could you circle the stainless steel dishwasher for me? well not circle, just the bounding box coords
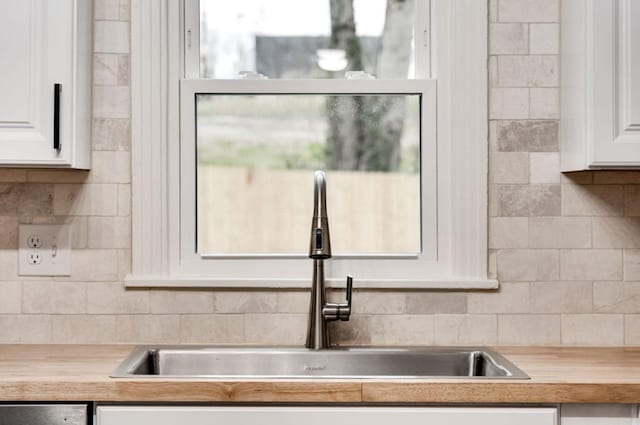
[0,404,88,424]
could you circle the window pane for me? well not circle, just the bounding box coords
[199,0,415,79]
[196,93,421,255]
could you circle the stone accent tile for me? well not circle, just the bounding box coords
[490,217,528,249]
[117,55,130,85]
[94,0,120,20]
[561,314,624,345]
[530,152,560,183]
[560,249,623,281]
[498,185,560,216]
[624,249,640,281]
[150,290,214,314]
[529,88,559,119]
[88,216,130,249]
[90,151,130,183]
[530,23,559,54]
[562,172,593,185]
[562,185,624,216]
[244,314,307,345]
[26,170,89,183]
[497,120,558,152]
[497,56,559,87]
[491,152,529,184]
[468,282,530,313]
[93,119,130,151]
[53,184,118,216]
[118,184,131,216]
[94,54,118,85]
[529,217,592,248]
[93,86,130,119]
[434,315,497,345]
[530,281,592,313]
[94,21,129,53]
[625,186,640,216]
[593,217,640,248]
[333,315,434,346]
[181,314,244,344]
[405,292,467,314]
[0,169,27,182]
[497,249,559,281]
[87,282,149,314]
[625,315,640,345]
[213,292,277,313]
[22,282,86,314]
[529,185,561,216]
[0,281,21,313]
[490,88,529,119]
[498,185,529,216]
[352,291,405,314]
[276,291,309,313]
[593,173,640,184]
[116,315,180,344]
[489,23,528,54]
[52,315,116,343]
[594,282,640,313]
[498,0,559,22]
[0,184,53,216]
[0,216,18,248]
[498,314,561,345]
[0,315,51,343]
[70,249,119,281]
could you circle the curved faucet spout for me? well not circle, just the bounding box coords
[313,170,328,220]
[309,170,331,259]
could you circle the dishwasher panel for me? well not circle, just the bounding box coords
[0,404,88,425]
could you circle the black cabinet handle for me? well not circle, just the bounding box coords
[53,83,61,151]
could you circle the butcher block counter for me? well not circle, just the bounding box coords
[1,345,640,403]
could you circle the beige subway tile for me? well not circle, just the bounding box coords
[498,0,559,22]
[23,282,86,314]
[489,0,498,22]
[90,151,130,183]
[352,291,405,314]
[593,217,640,248]
[276,291,309,313]
[560,249,623,281]
[0,315,51,343]
[594,282,640,313]
[497,249,559,281]
[562,172,593,185]
[54,184,118,216]
[116,315,180,344]
[529,217,591,248]
[530,281,592,313]
[70,249,119,281]
[498,314,561,345]
[150,290,214,314]
[93,118,130,151]
[561,314,623,345]
[0,282,21,313]
[88,216,130,249]
[117,249,131,281]
[593,172,640,184]
[497,56,559,87]
[489,249,498,279]
[213,291,277,313]
[94,0,120,20]
[625,186,640,216]
[181,314,244,344]
[468,282,530,313]
[94,54,118,85]
[529,88,559,119]
[562,185,624,216]
[117,55,130,85]
[0,216,18,249]
[489,57,498,93]
[530,152,560,183]
[119,0,130,20]
[0,169,27,182]
[93,86,130,119]
[497,120,558,152]
[489,183,499,217]
[52,315,116,343]
[27,170,89,183]
[491,152,529,184]
[490,88,529,119]
[118,184,131,216]
[624,249,640,281]
[490,217,528,249]
[434,315,497,345]
[498,185,560,217]
[245,314,307,345]
[0,249,18,280]
[87,282,149,313]
[333,315,434,346]
[530,23,559,54]
[94,21,129,53]
[625,315,640,344]
[490,23,528,54]
[405,292,467,314]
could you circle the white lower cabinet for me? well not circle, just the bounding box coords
[561,405,639,425]
[96,406,558,425]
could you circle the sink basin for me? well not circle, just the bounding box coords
[111,346,529,379]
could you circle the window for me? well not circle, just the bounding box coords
[128,0,492,289]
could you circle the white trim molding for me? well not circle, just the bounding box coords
[128,0,492,289]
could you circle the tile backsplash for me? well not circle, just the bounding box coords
[1,0,640,346]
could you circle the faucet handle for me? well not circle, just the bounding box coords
[323,275,353,322]
[345,275,353,307]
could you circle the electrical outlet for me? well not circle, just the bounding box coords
[19,224,71,276]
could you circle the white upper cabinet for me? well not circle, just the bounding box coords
[561,0,640,170]
[0,0,92,169]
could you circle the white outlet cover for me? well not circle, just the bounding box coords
[19,224,72,276]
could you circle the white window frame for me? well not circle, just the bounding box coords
[127,0,494,289]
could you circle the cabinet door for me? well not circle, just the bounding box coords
[561,404,637,425]
[97,406,557,425]
[0,0,75,165]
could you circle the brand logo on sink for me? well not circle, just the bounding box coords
[304,364,327,371]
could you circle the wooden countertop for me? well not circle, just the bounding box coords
[1,345,640,403]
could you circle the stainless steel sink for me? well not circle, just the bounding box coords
[111,346,529,379]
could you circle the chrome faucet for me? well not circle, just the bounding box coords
[305,170,353,350]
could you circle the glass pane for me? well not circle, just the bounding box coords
[199,0,415,79]
[196,94,421,255]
